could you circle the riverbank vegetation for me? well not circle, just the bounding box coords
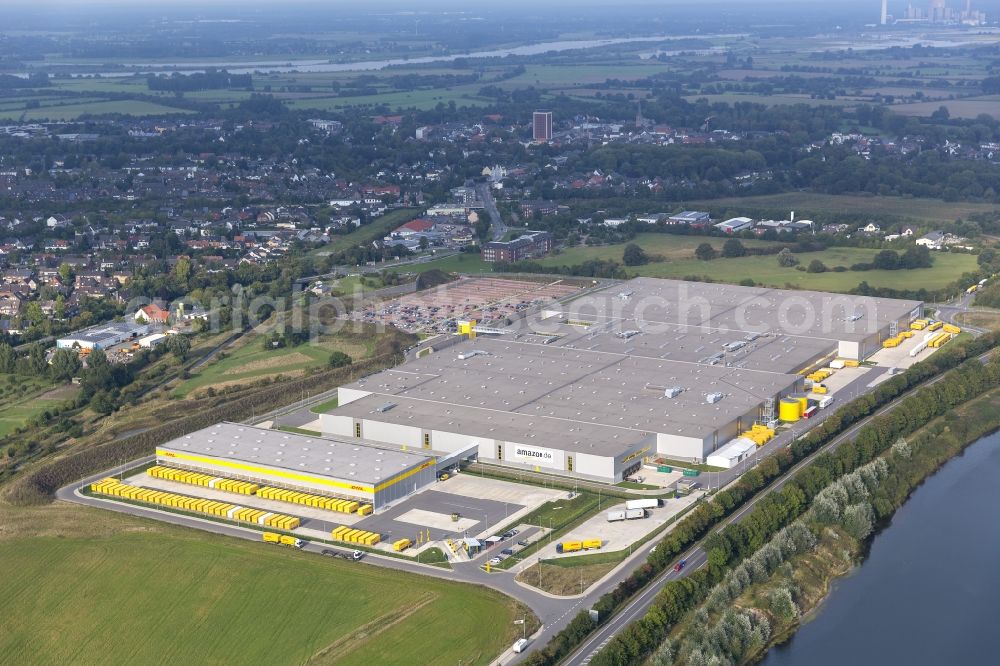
[585,353,1000,664]
[653,384,1000,666]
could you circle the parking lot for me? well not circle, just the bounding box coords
[349,276,583,334]
[354,489,525,547]
[527,492,703,563]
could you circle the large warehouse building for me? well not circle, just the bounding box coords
[156,423,437,510]
[318,278,922,483]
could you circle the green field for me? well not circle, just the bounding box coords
[620,245,978,292]
[893,96,1000,119]
[399,233,977,294]
[173,334,372,398]
[320,208,420,256]
[0,99,193,121]
[0,377,69,438]
[685,193,1000,224]
[0,529,522,665]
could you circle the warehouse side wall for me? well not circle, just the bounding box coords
[656,432,711,462]
[320,413,355,438]
[362,419,420,448]
[156,450,374,503]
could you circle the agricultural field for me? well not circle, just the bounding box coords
[892,96,1000,119]
[172,331,373,398]
[0,503,525,666]
[685,193,1000,224]
[0,99,193,121]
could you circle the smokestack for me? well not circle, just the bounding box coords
[881,0,889,24]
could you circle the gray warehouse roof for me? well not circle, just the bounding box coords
[331,277,923,455]
[159,422,432,487]
[335,337,799,453]
[558,277,921,345]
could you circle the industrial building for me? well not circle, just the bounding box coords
[56,321,150,350]
[319,277,922,482]
[155,423,437,510]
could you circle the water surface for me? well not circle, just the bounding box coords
[762,430,1000,666]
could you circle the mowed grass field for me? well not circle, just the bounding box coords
[627,245,978,292]
[685,192,1000,223]
[399,233,976,293]
[0,512,522,665]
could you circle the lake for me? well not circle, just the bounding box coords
[761,430,1000,666]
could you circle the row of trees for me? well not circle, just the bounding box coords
[147,69,253,93]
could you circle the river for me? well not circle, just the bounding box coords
[19,34,750,78]
[761,430,1000,666]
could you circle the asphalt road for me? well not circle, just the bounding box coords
[477,182,506,241]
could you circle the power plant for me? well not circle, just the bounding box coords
[894,0,987,24]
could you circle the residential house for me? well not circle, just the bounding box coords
[134,303,170,324]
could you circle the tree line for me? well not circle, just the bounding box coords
[146,69,253,93]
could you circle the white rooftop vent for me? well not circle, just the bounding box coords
[706,392,724,404]
[665,387,683,398]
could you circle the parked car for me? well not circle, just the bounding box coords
[517,540,529,547]
[501,548,514,556]
[489,557,502,566]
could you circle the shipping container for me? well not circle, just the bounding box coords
[625,508,646,520]
[582,539,602,550]
[263,532,281,543]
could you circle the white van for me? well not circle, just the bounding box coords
[512,638,529,653]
